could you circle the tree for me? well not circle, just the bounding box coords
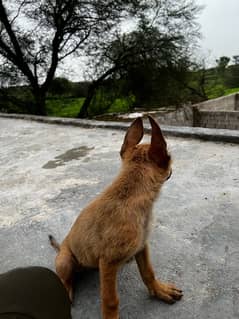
[232,55,239,65]
[78,0,202,117]
[0,0,144,115]
[225,56,239,88]
[216,56,230,79]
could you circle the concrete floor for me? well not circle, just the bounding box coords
[0,117,239,319]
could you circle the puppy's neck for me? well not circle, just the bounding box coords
[107,163,164,203]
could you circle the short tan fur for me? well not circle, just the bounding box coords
[49,116,182,319]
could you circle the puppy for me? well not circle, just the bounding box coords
[49,116,182,319]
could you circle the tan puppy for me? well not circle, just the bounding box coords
[49,116,182,319]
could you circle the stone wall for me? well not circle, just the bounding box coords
[155,93,239,130]
[115,93,239,130]
[155,107,239,130]
[194,111,239,130]
[193,93,239,130]
[156,106,194,127]
[195,93,239,111]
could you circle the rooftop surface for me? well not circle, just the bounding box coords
[0,117,238,319]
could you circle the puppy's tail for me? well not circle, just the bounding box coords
[48,234,60,252]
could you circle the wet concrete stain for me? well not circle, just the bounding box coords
[42,146,94,169]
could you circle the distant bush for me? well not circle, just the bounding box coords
[71,81,90,97]
[49,77,91,98]
[49,77,73,96]
[225,65,239,88]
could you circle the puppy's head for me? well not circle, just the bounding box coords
[120,116,172,181]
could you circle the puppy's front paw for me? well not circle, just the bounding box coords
[150,280,183,304]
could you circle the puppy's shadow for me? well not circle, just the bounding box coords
[72,269,101,318]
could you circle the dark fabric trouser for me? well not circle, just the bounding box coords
[0,267,72,319]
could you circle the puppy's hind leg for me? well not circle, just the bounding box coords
[55,248,75,303]
[135,244,183,304]
[49,235,75,302]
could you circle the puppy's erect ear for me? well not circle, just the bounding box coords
[120,117,144,156]
[148,115,169,167]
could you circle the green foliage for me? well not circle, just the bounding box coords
[202,57,239,100]
[223,87,239,96]
[45,94,133,118]
[0,86,36,114]
[206,84,225,99]
[87,89,112,117]
[86,81,135,117]
[46,97,85,117]
[0,78,91,116]
[225,64,239,88]
[107,95,135,113]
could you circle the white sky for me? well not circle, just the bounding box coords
[196,0,239,64]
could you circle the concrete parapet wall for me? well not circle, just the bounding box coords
[195,93,239,111]
[156,106,239,130]
[195,111,239,130]
[1,112,239,143]
[156,106,194,127]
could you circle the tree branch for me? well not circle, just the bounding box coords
[0,0,37,88]
[59,29,92,60]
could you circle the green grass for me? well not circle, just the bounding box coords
[107,95,135,113]
[45,95,134,118]
[207,86,239,100]
[206,84,225,100]
[46,97,85,117]
[223,87,239,96]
